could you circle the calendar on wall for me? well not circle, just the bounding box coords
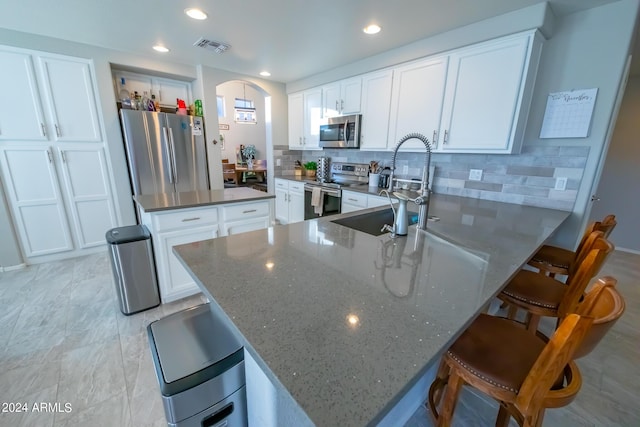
[539,88,598,138]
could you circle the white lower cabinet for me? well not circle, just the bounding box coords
[156,225,220,303]
[274,179,304,224]
[0,145,73,256]
[341,190,367,213]
[221,200,271,236]
[56,145,117,248]
[0,143,117,259]
[367,194,389,208]
[143,199,271,303]
[342,190,390,214]
[144,206,220,303]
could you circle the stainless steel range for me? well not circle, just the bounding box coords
[304,162,369,219]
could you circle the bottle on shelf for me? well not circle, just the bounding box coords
[118,77,132,108]
[151,94,159,112]
[176,98,188,115]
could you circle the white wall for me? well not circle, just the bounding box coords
[589,76,640,252]
[522,0,638,247]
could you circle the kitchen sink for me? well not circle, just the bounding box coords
[331,208,419,236]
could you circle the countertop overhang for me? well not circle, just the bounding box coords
[133,187,274,212]
[173,193,570,426]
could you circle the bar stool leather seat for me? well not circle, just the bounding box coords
[446,314,563,394]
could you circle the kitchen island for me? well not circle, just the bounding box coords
[173,193,569,426]
[135,187,275,302]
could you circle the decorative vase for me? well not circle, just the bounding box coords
[305,169,316,178]
[247,159,254,170]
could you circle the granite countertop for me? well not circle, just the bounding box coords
[173,193,569,426]
[133,187,274,212]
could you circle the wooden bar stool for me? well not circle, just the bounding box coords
[498,231,614,333]
[528,215,616,278]
[427,276,624,427]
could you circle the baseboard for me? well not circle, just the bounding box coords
[0,263,27,272]
[616,247,640,255]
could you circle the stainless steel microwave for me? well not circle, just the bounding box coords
[319,114,361,149]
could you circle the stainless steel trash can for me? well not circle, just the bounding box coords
[147,303,248,427]
[106,225,160,315]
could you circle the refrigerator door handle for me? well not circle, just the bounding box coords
[168,128,178,184]
[162,127,174,184]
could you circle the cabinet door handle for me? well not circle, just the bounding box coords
[443,130,449,144]
[299,136,302,146]
[41,123,46,137]
[242,209,257,214]
[55,124,61,137]
[340,99,344,112]
[433,130,437,145]
[335,100,339,111]
[60,150,66,163]
[46,149,52,163]
[181,217,201,222]
[347,198,358,202]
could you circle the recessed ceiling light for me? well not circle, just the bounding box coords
[153,45,170,53]
[363,24,381,35]
[185,8,208,20]
[259,71,271,77]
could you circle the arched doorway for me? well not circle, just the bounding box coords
[215,80,273,193]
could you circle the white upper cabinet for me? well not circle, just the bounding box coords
[322,77,362,117]
[38,56,102,142]
[0,49,48,141]
[303,88,323,149]
[288,89,323,150]
[288,92,304,149]
[360,70,393,150]
[0,46,103,143]
[438,31,543,153]
[286,30,542,154]
[388,56,448,151]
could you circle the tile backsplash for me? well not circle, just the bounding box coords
[272,144,588,211]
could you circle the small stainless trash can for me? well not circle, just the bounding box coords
[106,225,160,315]
[147,303,248,427]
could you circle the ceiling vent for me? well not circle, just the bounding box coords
[193,38,231,54]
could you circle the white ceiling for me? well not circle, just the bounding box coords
[0,0,622,83]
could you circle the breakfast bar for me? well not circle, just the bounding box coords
[173,193,570,426]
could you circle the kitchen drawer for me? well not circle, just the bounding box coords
[153,207,219,232]
[288,181,304,193]
[223,200,270,221]
[342,191,367,208]
[275,178,288,190]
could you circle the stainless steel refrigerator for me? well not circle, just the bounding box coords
[120,110,210,199]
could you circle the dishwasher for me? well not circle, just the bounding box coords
[147,303,247,427]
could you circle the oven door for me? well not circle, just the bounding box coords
[304,186,341,219]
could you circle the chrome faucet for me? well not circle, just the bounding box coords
[385,133,433,234]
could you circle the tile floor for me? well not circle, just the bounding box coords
[0,250,638,426]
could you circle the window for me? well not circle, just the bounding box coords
[234,97,257,124]
[217,95,225,118]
